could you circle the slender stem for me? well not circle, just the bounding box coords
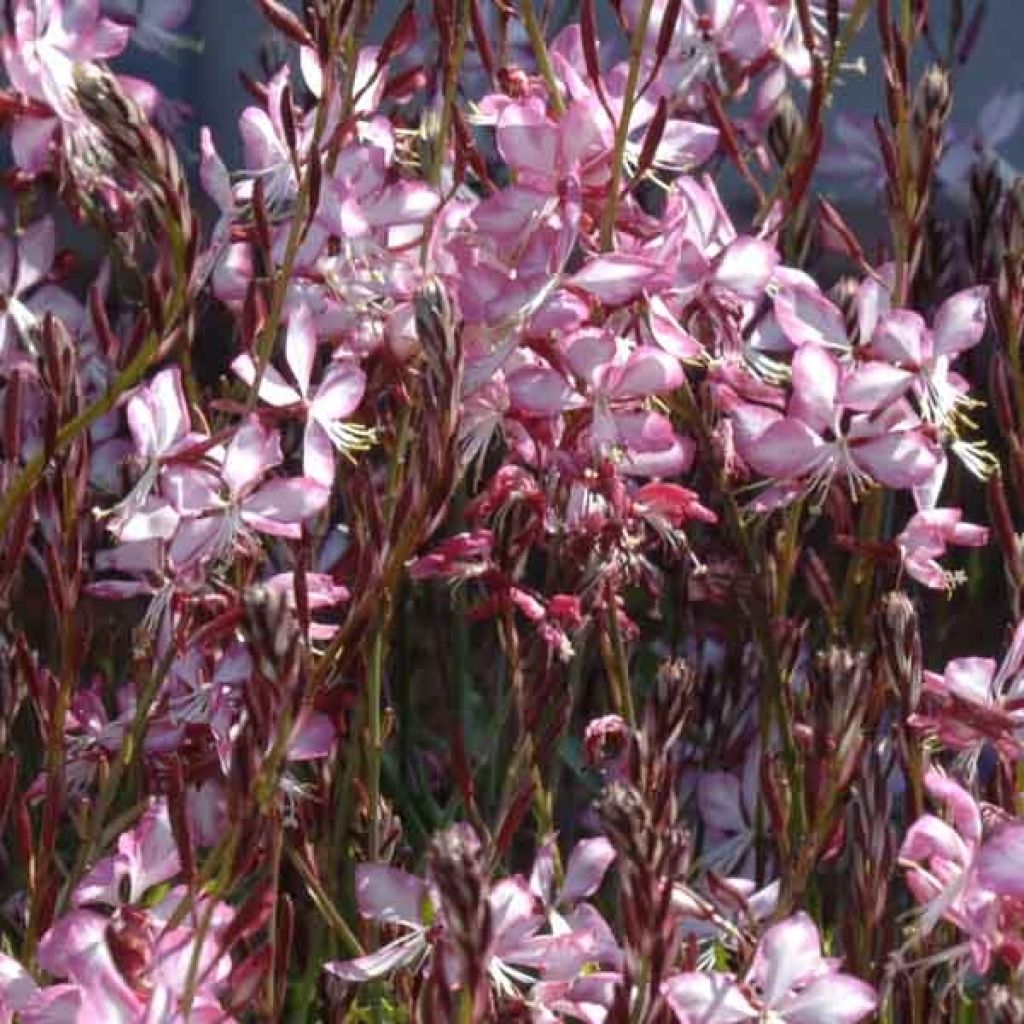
[520,0,567,117]
[286,845,365,956]
[599,0,656,249]
[430,0,473,186]
[604,599,636,729]
[367,629,386,867]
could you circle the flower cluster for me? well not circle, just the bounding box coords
[0,0,1022,1021]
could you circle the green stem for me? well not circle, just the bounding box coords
[287,845,364,957]
[520,0,566,117]
[599,0,656,249]
[430,0,473,185]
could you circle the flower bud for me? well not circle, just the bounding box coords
[876,591,922,713]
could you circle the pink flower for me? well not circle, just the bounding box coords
[697,745,762,875]
[1,0,132,170]
[6,801,239,1022]
[505,329,693,477]
[899,771,1001,971]
[731,343,940,508]
[0,218,83,363]
[916,621,1024,760]
[166,417,329,570]
[232,304,372,486]
[895,507,989,591]
[662,912,877,1023]
[846,288,989,432]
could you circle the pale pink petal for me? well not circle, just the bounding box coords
[311,361,366,421]
[748,912,825,1003]
[869,310,926,365]
[977,825,1024,897]
[923,770,981,846]
[855,267,893,342]
[10,116,56,175]
[74,853,121,907]
[727,401,783,451]
[570,254,665,305]
[507,366,580,415]
[779,974,878,1024]
[840,362,914,412]
[285,305,317,397]
[530,836,556,904]
[231,353,301,408]
[507,931,598,978]
[302,419,336,488]
[661,972,758,1023]
[161,465,221,516]
[790,344,838,434]
[563,330,618,387]
[932,287,988,357]
[288,710,335,760]
[241,477,330,535]
[299,45,323,98]
[559,96,610,172]
[743,419,828,480]
[536,972,621,1024]
[0,952,40,1011]
[648,295,705,360]
[199,126,234,214]
[354,864,427,926]
[20,985,82,1024]
[613,411,695,477]
[37,911,142,1019]
[851,428,939,489]
[940,657,997,704]
[118,799,181,902]
[15,218,55,294]
[361,182,440,227]
[116,497,180,543]
[490,877,543,955]
[654,120,720,169]
[168,516,223,570]
[949,522,988,547]
[324,932,425,982]
[609,347,684,399]
[496,99,560,181]
[222,418,283,496]
[772,287,848,351]
[148,366,191,452]
[559,838,616,905]
[239,107,289,175]
[711,237,777,301]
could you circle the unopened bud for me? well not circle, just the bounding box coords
[914,65,952,132]
[877,592,922,713]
